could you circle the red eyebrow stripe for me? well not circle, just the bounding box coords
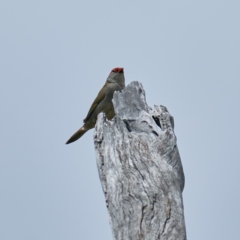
[111,67,124,73]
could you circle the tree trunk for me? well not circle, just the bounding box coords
[94,81,186,240]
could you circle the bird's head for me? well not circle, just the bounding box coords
[107,67,125,87]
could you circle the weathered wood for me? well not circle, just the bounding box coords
[94,81,186,240]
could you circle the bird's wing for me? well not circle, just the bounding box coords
[83,82,108,123]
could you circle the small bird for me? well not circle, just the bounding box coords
[66,67,125,144]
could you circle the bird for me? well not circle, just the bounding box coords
[66,67,125,144]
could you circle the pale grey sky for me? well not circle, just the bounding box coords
[0,1,239,239]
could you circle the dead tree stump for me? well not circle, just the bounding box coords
[94,81,186,240]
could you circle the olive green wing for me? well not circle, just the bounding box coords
[83,82,108,123]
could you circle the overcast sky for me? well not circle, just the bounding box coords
[0,1,239,239]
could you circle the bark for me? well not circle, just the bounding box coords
[94,81,186,240]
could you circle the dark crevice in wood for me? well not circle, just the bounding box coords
[152,115,162,129]
[123,120,132,132]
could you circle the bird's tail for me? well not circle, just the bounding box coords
[65,126,87,144]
